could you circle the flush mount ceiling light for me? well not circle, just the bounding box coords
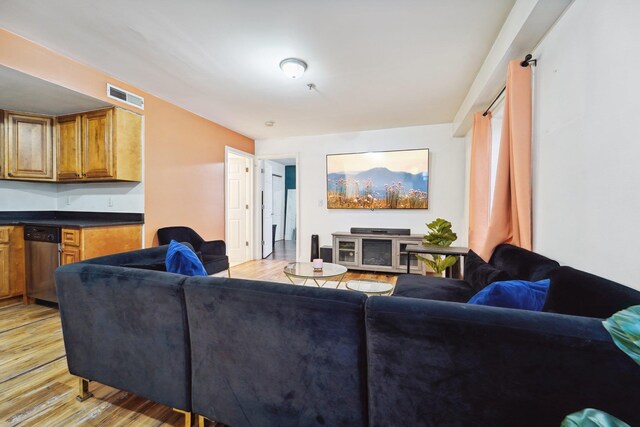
[279,58,307,79]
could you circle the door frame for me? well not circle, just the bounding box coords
[225,146,254,264]
[254,153,300,261]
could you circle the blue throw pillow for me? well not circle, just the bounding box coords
[165,240,208,276]
[468,279,551,311]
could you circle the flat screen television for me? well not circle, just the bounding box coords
[326,148,429,209]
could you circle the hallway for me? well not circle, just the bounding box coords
[266,239,296,261]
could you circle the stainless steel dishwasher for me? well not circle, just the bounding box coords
[25,225,61,303]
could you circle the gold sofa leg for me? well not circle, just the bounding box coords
[76,377,93,402]
[198,414,213,426]
[173,408,193,427]
[227,268,231,278]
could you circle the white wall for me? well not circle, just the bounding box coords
[256,123,467,261]
[531,0,640,287]
[56,182,144,212]
[0,181,57,210]
[0,181,144,213]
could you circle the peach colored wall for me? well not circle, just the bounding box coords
[0,29,254,246]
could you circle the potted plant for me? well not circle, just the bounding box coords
[417,218,458,276]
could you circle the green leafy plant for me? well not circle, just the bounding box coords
[417,218,458,275]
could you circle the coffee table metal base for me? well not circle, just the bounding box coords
[283,262,348,288]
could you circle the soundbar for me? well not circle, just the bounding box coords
[350,227,411,236]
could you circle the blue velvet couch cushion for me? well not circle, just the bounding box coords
[468,279,550,311]
[464,249,512,292]
[165,240,208,276]
[184,276,369,427]
[393,274,474,302]
[489,243,560,281]
[54,260,192,411]
[543,267,640,318]
[365,295,640,427]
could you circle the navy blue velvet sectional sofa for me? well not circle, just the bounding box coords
[55,244,640,427]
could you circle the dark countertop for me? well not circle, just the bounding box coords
[0,211,144,228]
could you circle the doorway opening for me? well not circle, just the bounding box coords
[225,147,254,266]
[257,156,298,261]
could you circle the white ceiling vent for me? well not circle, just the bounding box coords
[106,83,144,110]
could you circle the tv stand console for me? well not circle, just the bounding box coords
[332,231,423,273]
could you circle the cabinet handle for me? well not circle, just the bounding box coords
[75,173,80,178]
[82,173,86,177]
[7,172,13,177]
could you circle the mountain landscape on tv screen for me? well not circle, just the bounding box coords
[327,167,428,209]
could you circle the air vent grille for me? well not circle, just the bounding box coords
[106,83,144,110]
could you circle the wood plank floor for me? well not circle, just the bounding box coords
[0,260,398,426]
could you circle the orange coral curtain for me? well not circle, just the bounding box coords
[468,112,492,254]
[478,59,532,260]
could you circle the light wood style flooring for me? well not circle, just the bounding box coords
[0,260,398,426]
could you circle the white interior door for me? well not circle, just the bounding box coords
[262,161,273,258]
[227,154,250,264]
[272,175,284,241]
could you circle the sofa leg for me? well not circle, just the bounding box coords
[172,408,193,427]
[197,414,215,426]
[76,377,93,402]
[227,268,231,278]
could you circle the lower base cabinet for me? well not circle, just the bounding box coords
[60,225,143,266]
[0,226,26,301]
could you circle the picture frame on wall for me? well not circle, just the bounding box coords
[326,148,429,209]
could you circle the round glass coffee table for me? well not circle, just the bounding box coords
[283,262,348,287]
[346,279,395,296]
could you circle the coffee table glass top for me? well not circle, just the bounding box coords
[346,279,394,295]
[284,262,347,278]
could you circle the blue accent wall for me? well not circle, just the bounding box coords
[285,166,296,190]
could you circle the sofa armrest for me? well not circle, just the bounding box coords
[365,296,640,426]
[200,240,226,256]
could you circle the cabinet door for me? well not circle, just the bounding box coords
[7,113,53,180]
[0,110,5,178]
[61,247,81,265]
[57,115,82,180]
[83,109,114,179]
[0,244,10,298]
[335,238,360,267]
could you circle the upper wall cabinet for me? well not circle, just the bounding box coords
[83,108,114,179]
[0,111,4,178]
[6,112,54,180]
[56,114,82,180]
[59,107,141,182]
[0,106,142,183]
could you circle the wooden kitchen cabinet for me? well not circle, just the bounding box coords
[6,112,54,180]
[0,226,26,301]
[56,107,142,182]
[60,225,142,265]
[56,114,83,180]
[0,110,5,178]
[83,108,114,179]
[0,243,9,298]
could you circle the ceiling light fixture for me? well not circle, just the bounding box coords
[265,121,275,127]
[279,58,307,79]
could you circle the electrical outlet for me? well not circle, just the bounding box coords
[108,197,113,207]
[66,196,71,205]
[318,199,323,207]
